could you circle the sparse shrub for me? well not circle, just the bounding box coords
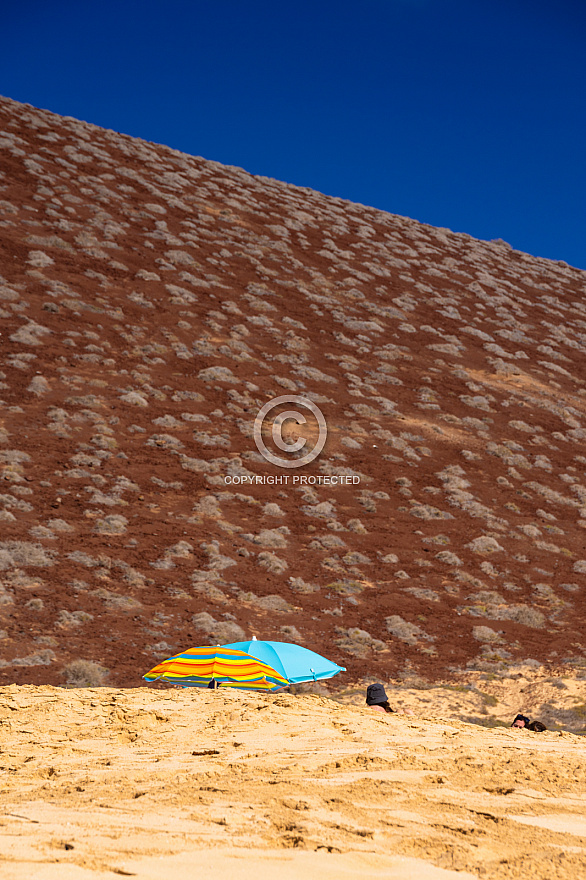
[56,610,93,629]
[93,589,141,610]
[347,519,367,533]
[409,503,453,521]
[27,375,50,395]
[62,659,109,687]
[197,366,239,383]
[13,649,55,666]
[27,249,54,268]
[472,626,502,643]
[147,433,184,450]
[192,431,230,449]
[249,528,289,548]
[386,615,433,645]
[335,626,387,657]
[403,586,439,602]
[94,515,128,535]
[263,502,284,516]
[289,576,320,594]
[0,541,54,568]
[191,611,245,643]
[467,536,504,554]
[120,391,148,406]
[435,551,463,565]
[342,551,370,565]
[257,551,288,574]
[165,541,193,558]
[280,624,304,642]
[253,594,295,612]
[47,518,74,532]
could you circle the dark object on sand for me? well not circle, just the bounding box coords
[527,720,547,732]
[366,683,394,713]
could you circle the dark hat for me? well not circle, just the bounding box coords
[366,683,388,705]
[511,713,531,727]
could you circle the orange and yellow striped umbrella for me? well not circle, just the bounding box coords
[143,645,288,691]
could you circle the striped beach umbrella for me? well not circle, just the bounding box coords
[143,645,288,691]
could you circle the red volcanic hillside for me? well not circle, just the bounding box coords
[0,95,585,688]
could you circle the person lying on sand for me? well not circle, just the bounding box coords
[366,683,394,713]
[511,714,547,731]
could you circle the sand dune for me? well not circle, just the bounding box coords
[0,685,584,878]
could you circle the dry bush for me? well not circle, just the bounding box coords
[164,541,193,558]
[263,502,284,516]
[347,519,368,533]
[27,249,54,267]
[56,610,93,629]
[326,579,363,597]
[190,571,228,603]
[247,527,289,548]
[27,375,50,395]
[191,611,245,644]
[403,586,440,602]
[289,576,320,594]
[280,624,304,642]
[301,501,336,518]
[435,551,462,565]
[472,625,503,643]
[386,615,433,645]
[192,431,230,449]
[62,659,109,687]
[409,503,453,521]
[11,649,55,666]
[0,541,54,569]
[335,626,387,657]
[120,391,148,406]
[94,515,128,535]
[92,589,141,611]
[47,518,74,532]
[466,536,504,554]
[257,551,288,574]
[197,366,238,383]
[247,593,295,612]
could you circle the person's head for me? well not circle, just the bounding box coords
[527,720,547,732]
[511,713,531,728]
[366,683,393,711]
[366,682,387,705]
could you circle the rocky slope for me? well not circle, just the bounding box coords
[0,95,585,687]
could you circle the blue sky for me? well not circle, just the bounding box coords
[2,1,585,267]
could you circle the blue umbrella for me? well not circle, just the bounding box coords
[221,639,345,684]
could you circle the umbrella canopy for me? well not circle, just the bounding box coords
[143,645,288,691]
[222,640,345,684]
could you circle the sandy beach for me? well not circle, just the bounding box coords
[1,685,585,879]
